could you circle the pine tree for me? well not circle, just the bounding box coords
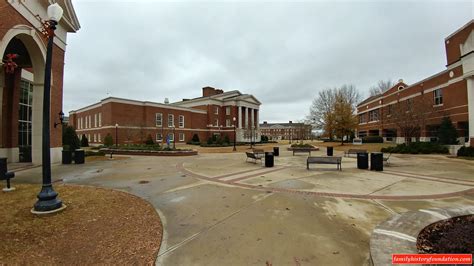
[437,117,458,144]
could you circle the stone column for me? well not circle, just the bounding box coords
[245,107,249,129]
[468,78,474,147]
[238,106,242,129]
[251,108,255,129]
[256,109,259,130]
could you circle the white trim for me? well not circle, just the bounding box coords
[399,92,422,102]
[70,97,207,114]
[76,126,236,133]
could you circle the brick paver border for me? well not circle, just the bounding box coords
[177,163,474,200]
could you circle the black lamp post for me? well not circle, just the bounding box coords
[53,111,64,128]
[232,117,237,151]
[33,3,64,213]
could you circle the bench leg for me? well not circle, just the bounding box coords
[307,162,309,170]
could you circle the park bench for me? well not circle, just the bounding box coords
[245,152,262,164]
[344,149,367,157]
[0,158,15,191]
[292,148,312,156]
[252,149,265,158]
[307,156,342,171]
[383,152,392,165]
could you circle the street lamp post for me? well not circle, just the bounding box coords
[172,126,176,150]
[115,123,119,148]
[33,3,65,213]
[232,117,237,151]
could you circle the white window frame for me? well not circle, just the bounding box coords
[98,133,101,143]
[434,89,443,105]
[226,106,231,115]
[98,113,102,127]
[156,113,163,127]
[214,119,219,126]
[368,110,379,122]
[179,115,184,128]
[168,114,174,127]
[156,133,163,141]
[94,134,97,142]
[214,106,219,114]
[94,114,97,127]
[168,133,174,141]
[89,116,92,128]
[179,133,185,141]
[226,119,231,127]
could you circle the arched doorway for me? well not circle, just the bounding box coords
[0,25,46,164]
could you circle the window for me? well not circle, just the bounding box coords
[156,113,162,127]
[214,119,219,126]
[168,133,174,141]
[368,109,379,122]
[226,106,231,115]
[179,115,184,128]
[434,89,443,105]
[168,114,174,127]
[387,105,393,116]
[226,119,231,127]
[89,116,92,128]
[94,114,97,127]
[179,133,185,141]
[98,133,101,143]
[359,114,367,123]
[214,106,219,114]
[156,133,163,141]
[94,134,97,142]
[98,113,102,127]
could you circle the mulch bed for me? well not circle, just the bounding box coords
[417,215,474,254]
[0,184,162,264]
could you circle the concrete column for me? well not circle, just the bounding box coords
[238,106,242,129]
[468,78,474,147]
[245,107,249,129]
[251,108,255,129]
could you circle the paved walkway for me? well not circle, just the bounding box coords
[11,147,474,265]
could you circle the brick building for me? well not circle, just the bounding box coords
[0,1,80,163]
[69,87,261,145]
[357,20,474,146]
[259,121,312,141]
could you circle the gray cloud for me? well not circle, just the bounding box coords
[63,0,473,122]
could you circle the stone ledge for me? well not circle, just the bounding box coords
[370,206,474,266]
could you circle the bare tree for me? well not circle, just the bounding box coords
[333,90,359,145]
[308,84,360,141]
[389,94,432,142]
[369,79,394,96]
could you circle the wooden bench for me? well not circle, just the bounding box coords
[292,148,312,156]
[0,158,15,191]
[307,156,342,170]
[383,152,392,165]
[252,149,265,158]
[246,152,262,164]
[344,149,367,157]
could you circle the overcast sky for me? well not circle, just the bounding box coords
[63,0,473,122]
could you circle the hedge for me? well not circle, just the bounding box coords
[457,146,474,157]
[362,136,383,143]
[381,142,448,154]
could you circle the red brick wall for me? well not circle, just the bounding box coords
[445,21,474,66]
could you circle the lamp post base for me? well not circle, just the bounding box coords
[2,187,16,192]
[33,185,63,212]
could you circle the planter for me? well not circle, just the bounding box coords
[100,148,198,156]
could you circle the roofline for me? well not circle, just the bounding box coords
[445,19,474,41]
[69,97,208,114]
[172,90,241,105]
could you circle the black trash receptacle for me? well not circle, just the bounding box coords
[265,152,274,167]
[74,149,85,164]
[327,146,333,156]
[273,147,279,156]
[62,150,72,164]
[370,152,383,171]
[357,152,369,169]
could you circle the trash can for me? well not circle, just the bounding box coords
[265,152,274,167]
[62,150,72,164]
[74,149,85,164]
[370,152,383,171]
[357,152,369,169]
[327,146,333,156]
[273,147,279,156]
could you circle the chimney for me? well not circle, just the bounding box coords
[164,98,169,104]
[202,86,224,97]
[289,121,292,124]
[263,121,267,124]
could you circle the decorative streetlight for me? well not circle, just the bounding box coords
[172,126,176,150]
[33,3,64,213]
[115,123,119,148]
[53,111,64,128]
[232,117,237,151]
